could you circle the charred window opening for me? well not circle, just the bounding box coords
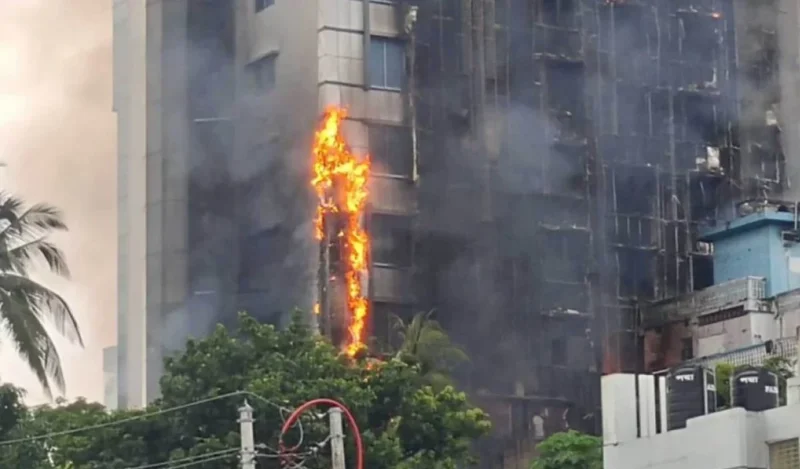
[551,338,567,366]
[617,87,650,137]
[539,230,589,284]
[649,91,671,137]
[538,0,577,28]
[535,26,581,60]
[371,214,413,267]
[611,6,648,82]
[676,94,720,144]
[680,337,693,360]
[692,254,713,290]
[546,62,583,117]
[249,54,276,93]
[368,124,413,178]
[617,249,655,299]
[530,195,588,228]
[676,13,720,89]
[492,28,510,96]
[438,17,463,76]
[610,215,657,249]
[609,167,656,215]
[538,282,590,313]
[369,37,406,90]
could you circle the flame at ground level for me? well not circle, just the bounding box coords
[311,107,370,357]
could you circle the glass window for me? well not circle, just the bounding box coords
[371,214,412,266]
[368,37,406,90]
[368,125,413,177]
[250,54,276,92]
[255,0,274,12]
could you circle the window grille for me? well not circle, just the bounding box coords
[769,438,800,469]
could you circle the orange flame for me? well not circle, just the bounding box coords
[311,107,370,357]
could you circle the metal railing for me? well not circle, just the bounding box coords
[642,276,767,327]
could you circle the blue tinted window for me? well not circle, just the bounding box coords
[368,37,405,90]
[369,40,387,89]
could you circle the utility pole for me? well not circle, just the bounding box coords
[239,400,256,469]
[329,407,346,469]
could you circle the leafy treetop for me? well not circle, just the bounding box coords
[530,430,602,469]
[0,312,491,469]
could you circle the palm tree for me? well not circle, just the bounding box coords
[392,310,468,389]
[0,193,82,398]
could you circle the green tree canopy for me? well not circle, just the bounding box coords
[0,312,490,468]
[392,310,469,390]
[0,193,82,397]
[530,430,602,469]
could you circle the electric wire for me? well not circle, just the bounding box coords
[124,448,240,469]
[0,390,321,469]
[0,389,297,448]
[142,453,237,469]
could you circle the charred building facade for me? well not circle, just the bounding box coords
[114,0,794,466]
[408,0,790,466]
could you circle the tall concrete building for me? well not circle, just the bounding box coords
[103,346,118,410]
[113,0,411,409]
[113,0,800,467]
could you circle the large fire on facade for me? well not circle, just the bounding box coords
[311,107,371,357]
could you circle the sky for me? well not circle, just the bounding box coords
[0,0,115,404]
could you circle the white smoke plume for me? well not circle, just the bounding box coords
[0,0,114,404]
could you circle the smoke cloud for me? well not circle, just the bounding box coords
[0,0,114,404]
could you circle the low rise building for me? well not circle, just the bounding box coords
[642,201,800,371]
[602,362,800,469]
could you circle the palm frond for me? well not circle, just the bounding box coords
[0,236,71,277]
[0,193,76,398]
[0,274,83,346]
[0,290,64,398]
[0,194,67,246]
[392,309,469,389]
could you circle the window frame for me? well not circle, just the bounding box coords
[368,124,413,178]
[370,213,413,267]
[255,0,274,12]
[249,53,277,93]
[368,36,406,91]
[769,438,800,469]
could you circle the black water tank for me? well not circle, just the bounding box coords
[667,365,717,430]
[732,366,780,411]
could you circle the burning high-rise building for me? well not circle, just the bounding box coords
[112,0,415,410]
[113,0,798,467]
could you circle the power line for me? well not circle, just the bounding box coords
[0,390,293,448]
[144,453,237,469]
[126,449,298,469]
[125,448,240,469]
